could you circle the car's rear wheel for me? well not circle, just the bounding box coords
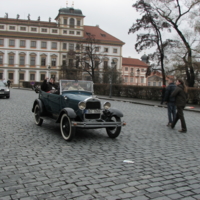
[106,116,121,138]
[60,113,75,141]
[34,104,43,126]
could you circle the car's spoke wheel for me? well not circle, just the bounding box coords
[60,113,75,141]
[106,116,121,138]
[34,104,43,126]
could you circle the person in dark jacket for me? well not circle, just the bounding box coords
[7,79,11,88]
[41,77,59,93]
[164,78,176,126]
[171,79,188,133]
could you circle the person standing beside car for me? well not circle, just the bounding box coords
[164,78,176,126]
[171,79,188,133]
[7,79,11,88]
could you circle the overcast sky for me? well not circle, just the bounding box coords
[0,0,147,59]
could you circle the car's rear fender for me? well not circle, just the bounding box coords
[32,99,44,113]
[56,108,77,123]
[108,108,123,118]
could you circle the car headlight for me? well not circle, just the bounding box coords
[103,102,111,110]
[78,102,86,110]
[5,89,9,91]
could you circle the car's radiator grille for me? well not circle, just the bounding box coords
[85,100,101,119]
[86,101,100,109]
[85,114,100,119]
[0,89,5,91]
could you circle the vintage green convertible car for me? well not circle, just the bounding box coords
[32,80,125,141]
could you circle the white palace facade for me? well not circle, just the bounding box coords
[0,7,124,86]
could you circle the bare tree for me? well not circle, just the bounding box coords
[75,33,107,83]
[129,0,177,85]
[149,0,200,87]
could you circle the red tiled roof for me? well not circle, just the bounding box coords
[122,57,148,67]
[84,25,125,45]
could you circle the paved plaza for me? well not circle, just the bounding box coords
[0,89,200,200]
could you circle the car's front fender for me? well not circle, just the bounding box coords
[108,108,123,118]
[32,99,44,113]
[56,108,77,123]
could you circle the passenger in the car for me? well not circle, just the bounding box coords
[68,80,84,90]
[41,77,59,94]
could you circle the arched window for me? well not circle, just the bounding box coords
[70,18,75,28]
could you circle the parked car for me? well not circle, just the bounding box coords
[32,80,125,141]
[0,81,10,98]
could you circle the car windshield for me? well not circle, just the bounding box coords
[0,81,5,87]
[60,80,93,93]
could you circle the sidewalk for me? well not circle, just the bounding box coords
[97,95,200,113]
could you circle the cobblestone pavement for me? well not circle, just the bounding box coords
[0,89,200,200]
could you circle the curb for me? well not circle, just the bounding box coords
[98,97,200,113]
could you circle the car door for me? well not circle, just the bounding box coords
[48,93,62,118]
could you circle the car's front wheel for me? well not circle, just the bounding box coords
[60,113,75,141]
[106,116,121,138]
[34,104,43,126]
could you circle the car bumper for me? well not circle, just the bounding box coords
[71,121,126,128]
[0,91,10,97]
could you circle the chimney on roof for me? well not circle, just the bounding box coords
[96,25,99,27]
[128,56,131,58]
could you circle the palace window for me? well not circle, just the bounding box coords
[8,55,14,65]
[113,49,117,53]
[77,20,81,26]
[9,26,15,30]
[51,42,57,49]
[19,56,25,65]
[64,18,67,25]
[30,56,36,66]
[69,31,74,35]
[20,27,26,31]
[40,74,45,81]
[19,73,24,80]
[31,27,37,32]
[30,74,35,81]
[0,25,4,29]
[0,39,3,45]
[77,31,80,35]
[69,43,74,50]
[63,30,67,34]
[9,39,15,46]
[0,55,3,64]
[104,48,108,52]
[41,57,46,66]
[31,41,36,48]
[51,58,56,66]
[70,18,75,28]
[41,28,47,33]
[8,73,13,79]
[63,43,67,50]
[52,29,58,33]
[20,40,26,47]
[41,42,47,48]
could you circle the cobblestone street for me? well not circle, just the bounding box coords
[0,89,200,200]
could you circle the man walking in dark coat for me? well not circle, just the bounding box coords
[164,78,176,126]
[171,79,188,133]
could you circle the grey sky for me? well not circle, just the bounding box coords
[0,0,147,59]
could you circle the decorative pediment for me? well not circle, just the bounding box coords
[40,53,47,57]
[19,52,26,55]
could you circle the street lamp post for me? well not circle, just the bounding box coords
[137,68,140,85]
[18,68,21,88]
[109,61,116,98]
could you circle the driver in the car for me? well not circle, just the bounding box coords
[68,80,84,90]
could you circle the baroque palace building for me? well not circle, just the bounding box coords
[0,6,124,86]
